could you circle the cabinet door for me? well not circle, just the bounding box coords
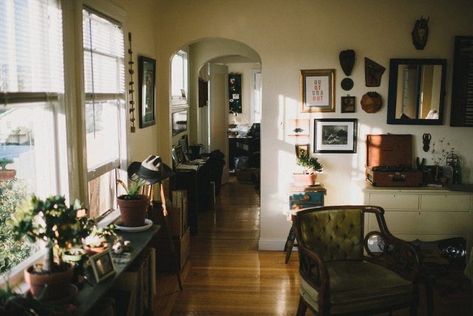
[368,193,419,210]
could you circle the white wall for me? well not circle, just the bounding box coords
[153,0,473,250]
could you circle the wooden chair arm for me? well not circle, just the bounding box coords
[298,245,330,293]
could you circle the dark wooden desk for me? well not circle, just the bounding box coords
[75,225,159,315]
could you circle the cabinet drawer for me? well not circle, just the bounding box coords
[367,211,419,234]
[421,194,471,211]
[419,212,471,235]
[368,193,419,210]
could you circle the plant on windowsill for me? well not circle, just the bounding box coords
[0,158,16,182]
[293,149,323,186]
[82,220,117,255]
[116,178,149,227]
[9,195,84,301]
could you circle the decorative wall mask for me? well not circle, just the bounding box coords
[339,49,355,76]
[341,78,354,91]
[361,92,382,113]
[422,133,431,152]
[365,58,385,87]
[412,17,429,50]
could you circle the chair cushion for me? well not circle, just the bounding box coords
[300,261,414,314]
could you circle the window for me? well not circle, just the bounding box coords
[171,50,188,104]
[82,8,126,217]
[0,0,66,273]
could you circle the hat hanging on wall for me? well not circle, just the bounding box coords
[360,92,383,113]
[339,49,355,76]
[127,155,174,184]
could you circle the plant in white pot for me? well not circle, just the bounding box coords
[117,179,149,227]
[294,149,323,186]
[10,195,83,300]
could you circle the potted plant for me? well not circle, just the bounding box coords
[0,158,16,181]
[117,179,149,227]
[10,195,83,300]
[82,221,116,255]
[294,149,323,186]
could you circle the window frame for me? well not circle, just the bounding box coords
[171,50,189,106]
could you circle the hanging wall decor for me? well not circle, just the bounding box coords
[313,118,357,153]
[229,73,242,113]
[339,49,355,76]
[138,56,156,128]
[361,92,382,113]
[365,58,385,87]
[301,69,336,112]
[341,96,356,113]
[412,17,429,50]
[127,32,136,133]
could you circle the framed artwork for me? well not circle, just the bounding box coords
[295,144,310,158]
[89,249,116,283]
[313,119,357,153]
[301,69,335,112]
[138,56,156,128]
[172,110,188,136]
[341,96,356,113]
[228,73,242,113]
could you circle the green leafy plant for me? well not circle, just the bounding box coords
[297,149,323,174]
[117,178,146,200]
[9,195,84,273]
[81,219,116,248]
[0,158,13,170]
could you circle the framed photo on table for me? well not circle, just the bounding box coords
[313,118,357,153]
[89,249,116,283]
[138,56,156,128]
[301,69,335,113]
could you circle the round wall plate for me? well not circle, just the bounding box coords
[341,78,354,91]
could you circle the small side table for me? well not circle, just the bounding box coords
[284,184,326,263]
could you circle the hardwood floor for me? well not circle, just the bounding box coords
[156,177,472,316]
[156,177,300,315]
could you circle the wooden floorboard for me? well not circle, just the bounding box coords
[155,177,472,316]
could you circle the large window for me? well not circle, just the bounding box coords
[0,0,66,273]
[171,50,188,104]
[82,8,126,217]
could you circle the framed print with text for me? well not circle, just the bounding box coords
[313,118,357,153]
[301,69,335,113]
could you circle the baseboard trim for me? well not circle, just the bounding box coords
[258,239,286,251]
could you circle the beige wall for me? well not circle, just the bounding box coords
[152,0,473,249]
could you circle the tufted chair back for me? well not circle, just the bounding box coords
[296,207,363,261]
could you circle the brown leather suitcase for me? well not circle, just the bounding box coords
[366,134,423,187]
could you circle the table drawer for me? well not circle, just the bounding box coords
[368,193,419,210]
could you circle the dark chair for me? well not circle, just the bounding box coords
[294,205,420,316]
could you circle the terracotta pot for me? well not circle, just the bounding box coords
[117,194,149,227]
[0,169,16,181]
[84,243,108,255]
[24,264,73,300]
[293,173,317,186]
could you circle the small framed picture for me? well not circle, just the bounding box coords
[301,69,335,113]
[138,56,156,128]
[295,144,310,158]
[89,249,116,283]
[341,96,356,113]
[314,118,357,153]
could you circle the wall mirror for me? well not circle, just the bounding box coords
[387,58,446,125]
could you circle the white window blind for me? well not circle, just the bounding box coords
[82,8,124,176]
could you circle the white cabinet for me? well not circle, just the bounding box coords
[364,186,473,248]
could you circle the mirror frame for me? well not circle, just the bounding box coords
[387,58,447,125]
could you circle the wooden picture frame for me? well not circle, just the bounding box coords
[301,69,335,112]
[138,56,156,128]
[295,144,310,158]
[89,249,116,283]
[341,96,356,113]
[313,118,357,153]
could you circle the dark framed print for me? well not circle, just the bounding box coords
[172,110,188,136]
[341,96,356,113]
[295,144,310,158]
[301,69,335,113]
[314,119,357,153]
[138,56,156,128]
[228,73,242,113]
[89,249,116,283]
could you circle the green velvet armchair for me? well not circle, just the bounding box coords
[294,205,420,316]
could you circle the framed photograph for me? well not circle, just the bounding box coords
[138,56,156,128]
[341,96,356,113]
[295,144,310,158]
[89,249,116,283]
[313,119,357,153]
[172,110,188,136]
[301,69,335,113]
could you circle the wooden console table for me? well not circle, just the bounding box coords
[75,225,159,315]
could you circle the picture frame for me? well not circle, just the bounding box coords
[89,249,116,283]
[138,56,156,128]
[313,118,357,153]
[301,69,335,113]
[295,144,310,158]
[172,110,188,136]
[341,96,356,113]
[228,73,242,113]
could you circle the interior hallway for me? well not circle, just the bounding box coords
[156,177,301,315]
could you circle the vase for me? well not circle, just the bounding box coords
[24,263,73,300]
[0,169,16,181]
[292,173,317,186]
[117,194,149,227]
